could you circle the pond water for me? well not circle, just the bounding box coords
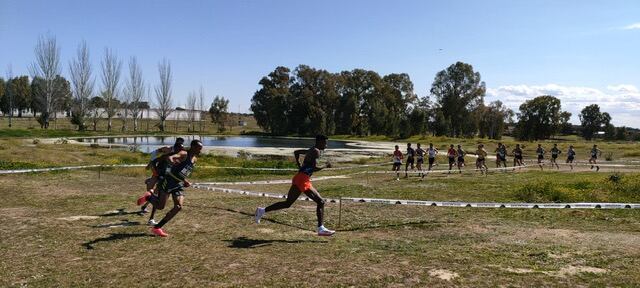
[75,135,356,153]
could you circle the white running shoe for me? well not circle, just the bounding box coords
[255,207,265,224]
[317,226,335,236]
[147,219,157,226]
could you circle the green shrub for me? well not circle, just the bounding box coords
[514,182,573,203]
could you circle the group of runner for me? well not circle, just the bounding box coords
[392,142,604,177]
[132,136,604,238]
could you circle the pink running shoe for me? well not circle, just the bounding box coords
[136,191,152,206]
[151,227,168,237]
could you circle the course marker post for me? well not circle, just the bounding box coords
[338,196,342,229]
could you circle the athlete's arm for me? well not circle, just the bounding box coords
[168,151,187,164]
[294,149,307,168]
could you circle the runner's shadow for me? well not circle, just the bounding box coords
[98,208,142,217]
[187,204,314,232]
[225,236,327,249]
[82,233,152,250]
[90,219,141,228]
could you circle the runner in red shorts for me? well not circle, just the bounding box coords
[254,135,335,236]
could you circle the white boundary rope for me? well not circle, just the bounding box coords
[192,184,640,210]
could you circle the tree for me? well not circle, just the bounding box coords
[559,111,573,135]
[288,65,340,135]
[100,48,122,131]
[579,104,611,140]
[515,95,566,140]
[89,96,106,131]
[209,95,229,132]
[29,34,62,129]
[477,101,513,140]
[125,56,145,132]
[615,126,628,140]
[380,73,417,136]
[198,86,205,132]
[430,62,486,137]
[10,76,31,118]
[186,90,197,132]
[0,78,5,116]
[69,41,94,131]
[154,59,173,131]
[250,66,291,135]
[335,69,381,135]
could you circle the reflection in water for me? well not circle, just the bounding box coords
[76,136,354,153]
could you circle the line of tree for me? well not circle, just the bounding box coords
[251,63,633,141]
[1,34,231,132]
[251,63,513,139]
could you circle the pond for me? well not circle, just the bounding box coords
[75,135,358,153]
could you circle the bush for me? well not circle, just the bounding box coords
[605,152,614,161]
[514,182,573,203]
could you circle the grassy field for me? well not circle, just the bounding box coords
[2,138,640,287]
[0,114,261,138]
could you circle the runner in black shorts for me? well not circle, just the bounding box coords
[415,143,425,178]
[405,143,415,178]
[495,143,507,169]
[137,139,203,237]
[550,143,561,169]
[447,144,457,173]
[512,144,524,168]
[589,144,602,172]
[456,145,465,173]
[566,145,576,170]
[536,144,545,171]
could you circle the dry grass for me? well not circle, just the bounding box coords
[2,167,640,287]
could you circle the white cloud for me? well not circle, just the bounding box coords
[622,23,640,30]
[486,84,640,128]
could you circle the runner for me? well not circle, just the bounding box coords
[254,135,335,236]
[136,139,203,237]
[456,145,465,174]
[512,144,524,168]
[475,144,488,175]
[536,144,545,171]
[447,144,457,173]
[392,145,403,181]
[495,143,507,169]
[415,143,425,178]
[589,144,602,172]
[140,137,185,218]
[566,145,576,170]
[404,143,415,178]
[422,143,438,179]
[550,143,562,170]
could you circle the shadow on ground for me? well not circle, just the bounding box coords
[83,233,152,250]
[224,236,327,249]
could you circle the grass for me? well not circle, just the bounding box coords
[2,138,640,286]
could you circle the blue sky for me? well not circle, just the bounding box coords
[1,0,639,126]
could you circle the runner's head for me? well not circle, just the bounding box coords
[189,139,203,155]
[593,144,598,148]
[478,144,483,148]
[417,143,421,148]
[538,144,542,148]
[553,143,557,147]
[407,142,411,148]
[450,144,454,148]
[395,145,399,151]
[516,144,520,148]
[315,134,328,150]
[429,143,433,148]
[570,145,574,149]
[174,137,185,151]
[457,144,461,148]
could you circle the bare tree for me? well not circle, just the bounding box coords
[100,48,122,132]
[126,57,145,131]
[187,90,197,132]
[29,35,61,129]
[154,59,172,131]
[198,86,205,132]
[69,40,94,131]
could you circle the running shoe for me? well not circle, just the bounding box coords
[254,207,265,224]
[317,226,335,236]
[151,227,168,237]
[147,219,157,226]
[136,191,152,206]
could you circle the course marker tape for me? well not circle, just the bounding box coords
[192,184,640,210]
